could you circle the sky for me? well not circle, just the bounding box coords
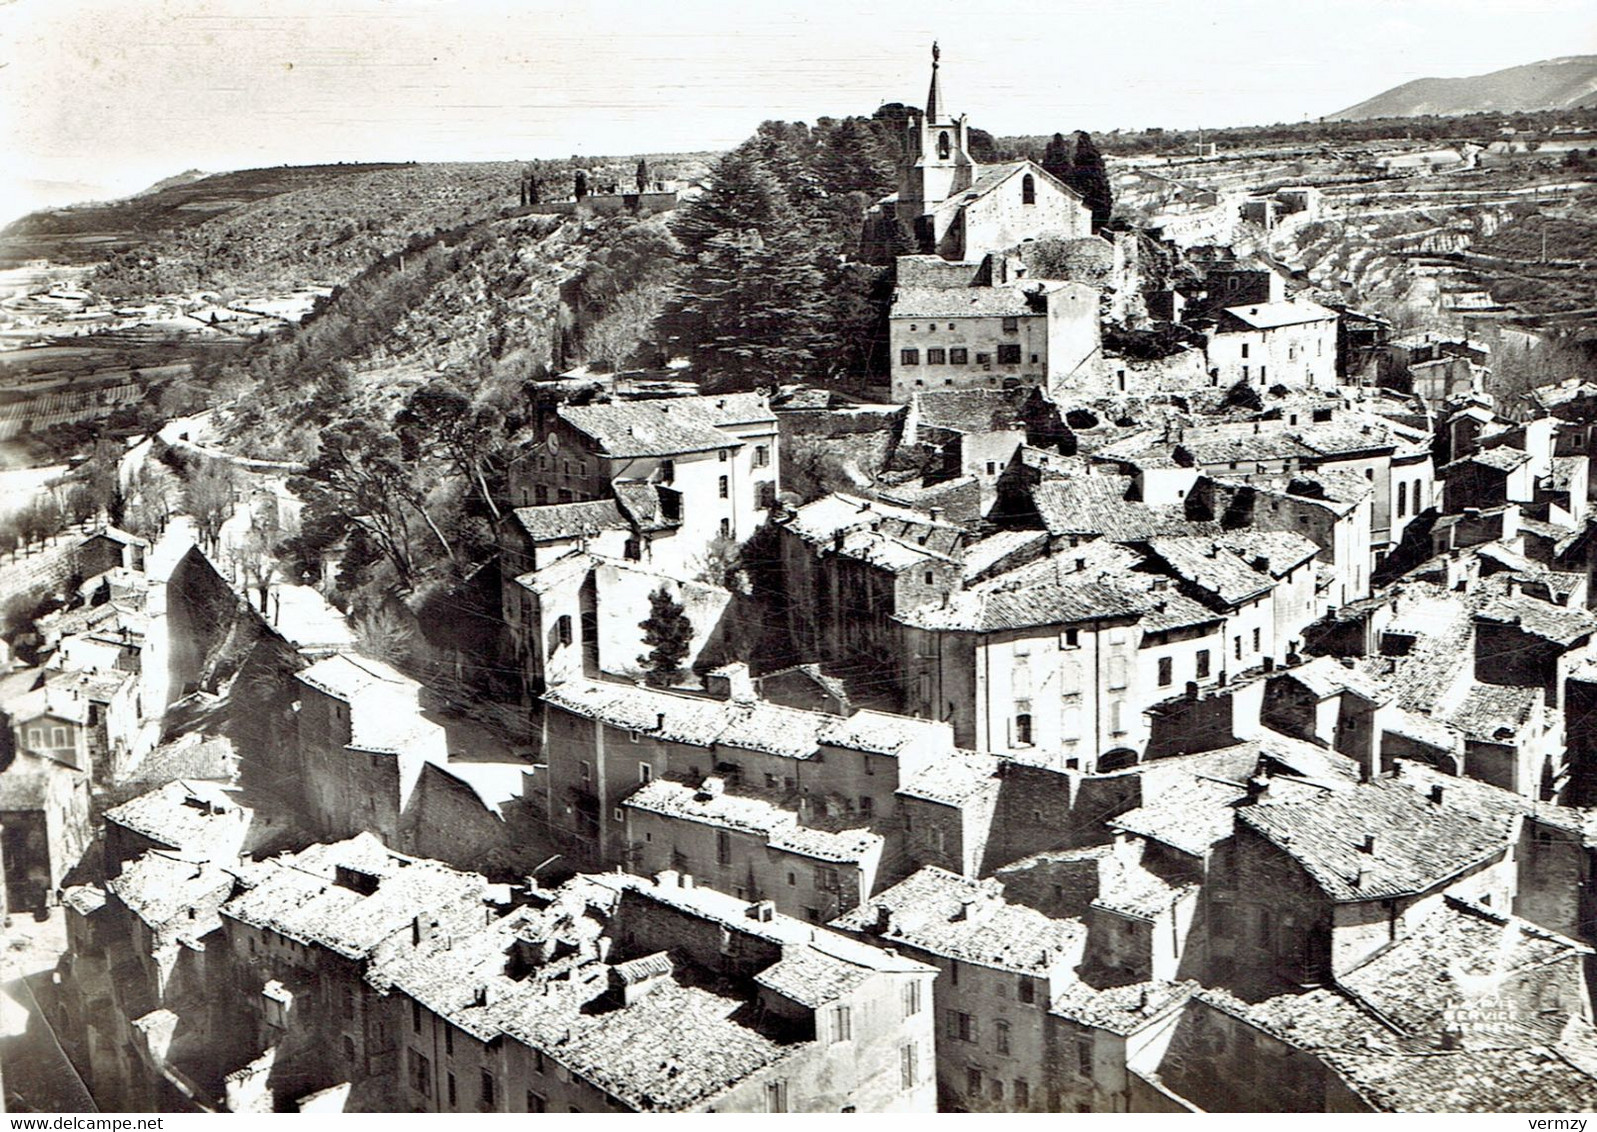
[1,0,1594,223]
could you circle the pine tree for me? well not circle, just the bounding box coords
[669,146,833,387]
[1067,131,1113,232]
[1041,132,1073,182]
[638,585,693,687]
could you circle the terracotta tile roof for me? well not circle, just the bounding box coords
[223,834,491,960]
[1275,656,1393,703]
[1091,848,1197,922]
[1030,478,1219,541]
[1476,594,1597,646]
[542,679,953,762]
[754,943,876,1008]
[109,851,234,945]
[1338,897,1590,1046]
[1220,299,1339,330]
[1385,762,1582,835]
[1212,530,1322,577]
[511,499,626,541]
[782,492,962,549]
[622,779,882,864]
[896,748,1004,808]
[1322,1046,1597,1113]
[831,866,1084,975]
[897,576,1146,631]
[892,283,1041,320]
[1050,978,1196,1035]
[558,397,753,458]
[104,780,250,859]
[1441,683,1540,744]
[1237,780,1506,903]
[612,481,679,533]
[1440,445,1530,474]
[1109,776,1248,856]
[1143,536,1274,607]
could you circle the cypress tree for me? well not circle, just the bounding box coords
[1068,130,1113,232]
[1041,132,1073,182]
[638,584,693,686]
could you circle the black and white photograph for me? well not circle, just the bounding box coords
[3,0,1597,1115]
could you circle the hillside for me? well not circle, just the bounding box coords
[1331,55,1597,121]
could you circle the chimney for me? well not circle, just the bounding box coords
[1263,656,1275,672]
[681,874,695,889]
[1360,834,1377,854]
[1429,783,1444,805]
[656,712,666,731]
[833,531,845,553]
[1185,681,1199,701]
[874,905,893,934]
[929,507,944,522]
[475,985,495,1007]
[747,900,776,922]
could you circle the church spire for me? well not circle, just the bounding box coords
[926,41,942,123]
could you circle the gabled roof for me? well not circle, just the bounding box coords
[1236,779,1506,903]
[558,399,737,459]
[898,576,1145,632]
[831,866,1084,975]
[1142,536,1274,608]
[512,499,626,541]
[1219,299,1339,330]
[1476,594,1597,647]
[892,283,1044,320]
[1440,445,1530,475]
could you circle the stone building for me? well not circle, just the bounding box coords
[1207,300,1340,393]
[887,281,1100,404]
[877,45,1092,264]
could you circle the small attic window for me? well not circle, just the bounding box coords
[1022,174,1036,205]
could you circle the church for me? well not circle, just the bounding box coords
[877,45,1104,403]
[880,44,1094,263]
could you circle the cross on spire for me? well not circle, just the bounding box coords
[926,41,943,122]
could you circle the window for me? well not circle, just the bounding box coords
[860,795,874,816]
[1015,1080,1031,1108]
[946,1010,977,1042]
[1242,365,1249,380]
[1018,976,1036,1004]
[901,348,921,366]
[1196,649,1211,679]
[1241,343,1250,359]
[1252,627,1261,653]
[991,1078,1005,1102]
[1022,173,1036,204]
[1062,628,1080,649]
[1076,1035,1093,1077]
[985,461,997,476]
[754,445,769,468]
[579,760,592,783]
[410,1049,433,1097]
[834,1005,853,1042]
[1158,656,1173,687]
[556,614,572,647]
[1014,713,1032,746]
[901,1042,919,1089]
[624,537,641,560]
[787,872,797,887]
[996,1019,1011,1054]
[480,1070,496,1107]
[998,344,1023,365]
[533,1050,545,1076]
[976,352,991,364]
[903,981,923,1017]
[342,986,355,1019]
[448,1072,458,1108]
[1234,636,1243,661]
[718,448,728,462]
[445,1026,454,1056]
[937,130,951,159]
[1397,483,1407,518]
[534,485,549,505]
[927,347,946,365]
[717,830,732,866]
[412,1000,422,1033]
[949,347,969,364]
[659,458,675,483]
[719,517,731,539]
[638,762,652,783]
[967,1067,983,1095]
[527,1092,546,1113]
[718,475,729,499]
[765,1081,789,1113]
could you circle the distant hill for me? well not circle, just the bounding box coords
[1330,55,1597,121]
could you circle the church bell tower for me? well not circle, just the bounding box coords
[898,42,978,222]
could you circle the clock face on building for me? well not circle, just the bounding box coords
[547,431,561,454]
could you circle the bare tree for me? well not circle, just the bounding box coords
[183,457,238,552]
[356,605,420,670]
[584,284,668,372]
